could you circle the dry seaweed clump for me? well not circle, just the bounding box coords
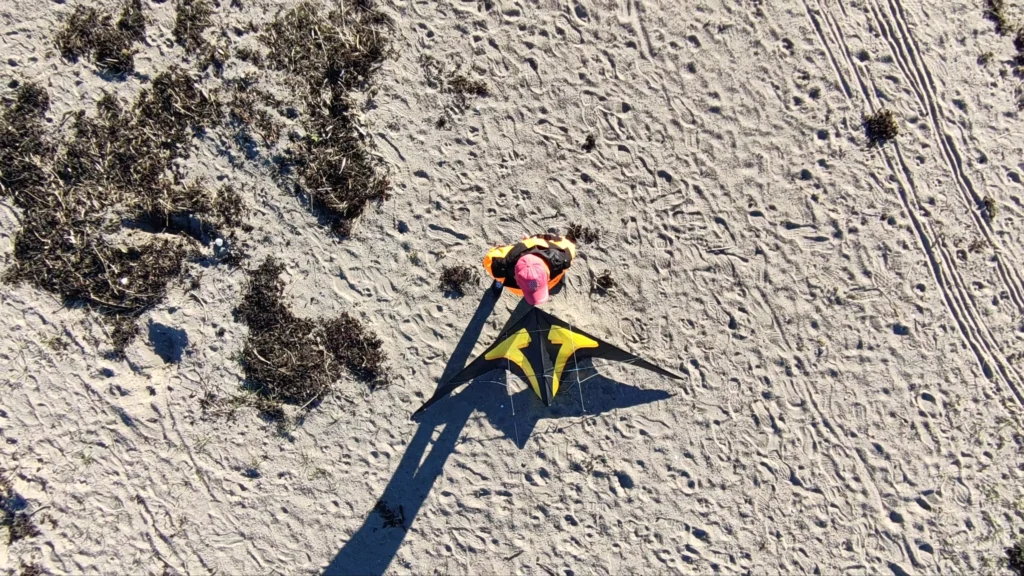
[863,108,898,145]
[982,195,999,222]
[1016,28,1024,71]
[1008,541,1024,576]
[19,562,46,576]
[591,271,616,295]
[295,106,390,236]
[582,134,597,152]
[420,54,489,112]
[223,75,283,148]
[985,0,1014,36]
[1,475,41,544]
[1,75,237,353]
[260,1,393,235]
[55,1,147,76]
[173,0,215,53]
[0,83,52,196]
[439,264,478,297]
[235,258,387,406]
[566,222,600,244]
[262,1,392,94]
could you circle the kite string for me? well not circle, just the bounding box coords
[505,356,520,447]
[569,324,585,416]
[509,381,520,448]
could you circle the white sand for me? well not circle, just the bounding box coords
[3,0,1024,574]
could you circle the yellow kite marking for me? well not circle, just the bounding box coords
[485,328,541,399]
[548,325,598,397]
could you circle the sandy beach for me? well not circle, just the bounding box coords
[3,0,1024,574]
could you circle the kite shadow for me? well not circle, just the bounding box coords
[323,289,504,576]
[473,362,672,449]
[323,294,671,576]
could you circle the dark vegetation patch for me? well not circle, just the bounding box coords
[582,133,596,152]
[420,54,489,112]
[259,1,393,236]
[117,0,146,42]
[1,474,42,544]
[591,271,616,295]
[982,195,998,222]
[1008,541,1024,576]
[439,264,478,297]
[863,108,898,145]
[566,222,600,244]
[55,1,147,76]
[106,316,142,359]
[222,74,284,151]
[19,562,46,576]
[37,0,397,422]
[234,45,263,66]
[173,0,215,54]
[985,0,1014,36]
[373,499,406,530]
[982,1,1024,107]
[234,257,387,410]
[0,71,242,354]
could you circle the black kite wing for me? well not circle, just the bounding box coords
[412,308,681,418]
[534,309,683,398]
[411,310,549,418]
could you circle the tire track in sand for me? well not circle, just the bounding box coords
[802,0,1024,409]
[866,0,1024,314]
[798,3,929,560]
[800,0,854,100]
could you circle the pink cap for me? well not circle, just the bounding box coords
[515,254,550,306]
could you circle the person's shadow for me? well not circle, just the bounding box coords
[323,291,672,576]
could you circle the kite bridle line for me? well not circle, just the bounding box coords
[474,377,521,447]
[568,322,586,416]
[502,354,520,447]
[477,324,651,445]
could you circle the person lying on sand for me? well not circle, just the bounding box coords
[482,233,577,305]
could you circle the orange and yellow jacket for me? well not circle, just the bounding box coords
[482,234,577,296]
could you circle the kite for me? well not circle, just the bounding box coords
[412,307,682,418]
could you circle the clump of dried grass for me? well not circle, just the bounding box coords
[260,1,393,235]
[235,257,387,406]
[55,1,146,76]
[591,271,616,295]
[1008,541,1024,576]
[219,74,284,162]
[566,222,599,244]
[106,316,141,358]
[439,264,478,297]
[420,54,489,112]
[261,1,392,94]
[985,0,1014,36]
[18,562,45,576]
[117,0,146,42]
[295,107,391,236]
[1,474,42,544]
[982,196,999,222]
[0,83,53,197]
[173,0,215,54]
[863,108,898,145]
